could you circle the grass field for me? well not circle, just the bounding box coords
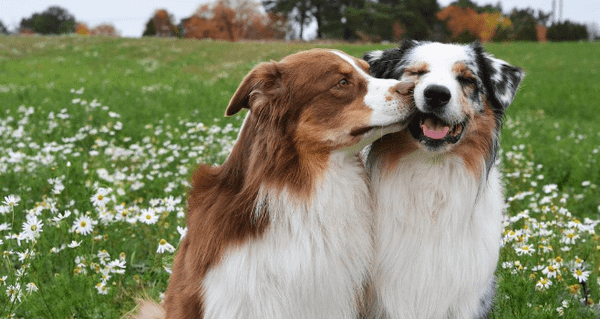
[0,36,599,318]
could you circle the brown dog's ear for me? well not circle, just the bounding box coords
[225,61,281,117]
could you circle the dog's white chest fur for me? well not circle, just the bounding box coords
[202,152,372,319]
[368,152,504,319]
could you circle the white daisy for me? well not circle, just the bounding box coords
[2,195,20,207]
[163,265,172,274]
[72,216,94,235]
[542,264,560,278]
[52,210,72,223]
[6,283,22,302]
[48,178,65,194]
[0,222,12,232]
[95,282,108,295]
[139,209,158,225]
[514,244,535,256]
[108,259,126,274]
[90,188,111,208]
[177,226,187,241]
[0,206,10,215]
[22,216,43,239]
[560,229,579,245]
[50,246,64,254]
[25,282,38,294]
[573,268,590,282]
[164,196,181,212]
[67,240,82,248]
[17,249,34,262]
[542,184,557,194]
[99,267,111,282]
[97,250,110,265]
[157,239,175,254]
[535,277,552,290]
[149,198,161,207]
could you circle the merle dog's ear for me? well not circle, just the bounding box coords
[471,42,524,110]
[225,61,281,116]
[362,49,388,78]
[362,39,418,79]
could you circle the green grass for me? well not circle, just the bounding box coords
[0,35,599,318]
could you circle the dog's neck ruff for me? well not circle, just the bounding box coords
[367,150,504,319]
[202,151,372,319]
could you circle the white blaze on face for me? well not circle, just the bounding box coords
[329,51,409,128]
[407,43,473,124]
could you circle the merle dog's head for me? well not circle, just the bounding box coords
[364,40,524,175]
[364,40,524,173]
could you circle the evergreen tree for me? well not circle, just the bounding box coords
[547,20,589,41]
[0,20,9,34]
[509,9,538,41]
[20,6,76,35]
[142,18,156,37]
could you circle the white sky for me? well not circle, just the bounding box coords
[1,0,598,38]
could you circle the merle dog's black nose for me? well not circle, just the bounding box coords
[423,85,451,111]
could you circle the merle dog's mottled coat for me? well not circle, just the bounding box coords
[363,40,524,319]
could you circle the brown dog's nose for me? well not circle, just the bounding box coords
[393,81,416,96]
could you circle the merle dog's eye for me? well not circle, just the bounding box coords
[406,70,426,77]
[457,75,477,86]
[339,78,349,86]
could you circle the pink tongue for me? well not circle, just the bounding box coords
[422,125,449,139]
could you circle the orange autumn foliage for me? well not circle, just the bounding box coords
[20,29,35,36]
[393,22,405,42]
[536,24,547,42]
[182,0,286,41]
[437,5,512,42]
[75,23,89,35]
[90,24,120,37]
[153,9,178,37]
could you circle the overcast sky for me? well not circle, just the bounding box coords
[1,0,598,38]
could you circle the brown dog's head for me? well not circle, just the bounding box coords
[226,49,415,153]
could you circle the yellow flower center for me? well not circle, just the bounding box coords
[568,284,580,294]
[80,221,87,227]
[97,195,104,201]
[159,239,167,245]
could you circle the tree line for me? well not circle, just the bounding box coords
[260,0,593,42]
[2,6,119,37]
[1,0,596,43]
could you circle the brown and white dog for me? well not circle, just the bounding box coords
[136,49,415,319]
[362,41,524,318]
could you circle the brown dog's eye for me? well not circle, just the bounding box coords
[333,78,349,91]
